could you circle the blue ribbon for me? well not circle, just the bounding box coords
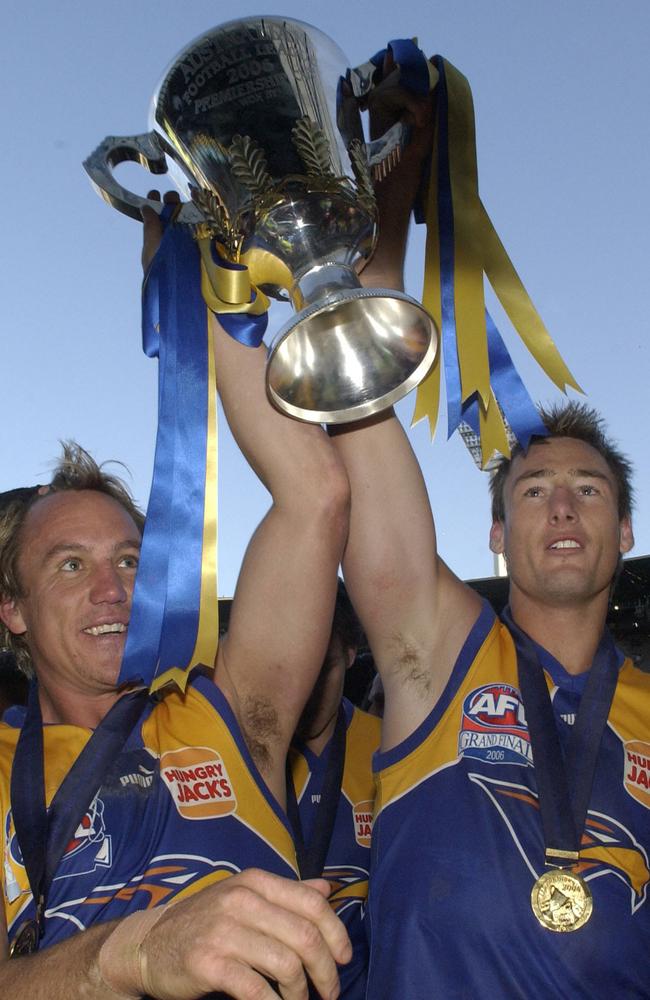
[155,224,207,676]
[370,39,432,96]
[119,215,205,684]
[461,310,548,452]
[119,213,267,686]
[218,306,268,346]
[484,311,548,448]
[118,205,268,685]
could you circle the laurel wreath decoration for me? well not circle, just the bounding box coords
[190,187,229,236]
[348,138,376,212]
[189,187,242,259]
[228,134,274,198]
[291,117,335,178]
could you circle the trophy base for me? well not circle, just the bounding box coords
[266,287,438,424]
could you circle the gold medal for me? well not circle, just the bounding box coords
[9,919,40,957]
[531,869,592,932]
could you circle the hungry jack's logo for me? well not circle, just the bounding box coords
[353,800,373,847]
[160,746,236,819]
[623,741,650,809]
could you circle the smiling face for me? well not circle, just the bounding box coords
[0,490,141,720]
[489,437,634,612]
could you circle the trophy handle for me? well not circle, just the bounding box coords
[83,132,201,223]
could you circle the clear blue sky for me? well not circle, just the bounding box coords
[3,0,649,595]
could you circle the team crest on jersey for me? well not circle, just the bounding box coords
[160,746,236,819]
[58,794,112,873]
[470,772,650,914]
[7,794,112,882]
[324,865,370,912]
[458,683,532,766]
[352,799,373,847]
[623,741,650,810]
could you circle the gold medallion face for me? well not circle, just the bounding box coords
[531,870,593,932]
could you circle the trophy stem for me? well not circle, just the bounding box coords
[292,262,360,310]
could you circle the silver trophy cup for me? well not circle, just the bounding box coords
[84,17,437,423]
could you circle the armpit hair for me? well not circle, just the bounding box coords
[387,633,432,693]
[240,695,281,775]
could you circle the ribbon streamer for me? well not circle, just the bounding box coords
[369,43,582,466]
[119,215,272,690]
[417,54,582,465]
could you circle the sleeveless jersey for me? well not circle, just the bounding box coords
[367,601,650,999]
[1,674,297,952]
[290,699,380,999]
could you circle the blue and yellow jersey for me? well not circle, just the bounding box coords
[290,699,380,1000]
[367,601,650,999]
[1,675,297,951]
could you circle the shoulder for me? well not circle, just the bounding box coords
[345,701,381,742]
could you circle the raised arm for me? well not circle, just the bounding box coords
[143,199,350,803]
[210,313,349,792]
[329,96,481,750]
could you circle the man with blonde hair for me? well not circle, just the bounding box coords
[0,202,352,997]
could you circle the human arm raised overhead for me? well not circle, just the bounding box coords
[143,196,350,803]
[329,91,482,750]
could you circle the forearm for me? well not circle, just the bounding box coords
[0,921,124,999]
[329,412,439,670]
[2,872,350,1000]
[210,322,343,504]
[212,321,350,760]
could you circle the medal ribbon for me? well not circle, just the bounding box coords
[285,707,347,880]
[9,683,150,952]
[501,607,619,861]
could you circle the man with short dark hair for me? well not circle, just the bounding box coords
[329,110,650,996]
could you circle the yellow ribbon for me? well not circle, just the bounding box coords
[445,62,491,410]
[189,315,220,672]
[198,238,298,315]
[413,57,581,462]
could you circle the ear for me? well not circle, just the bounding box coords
[344,646,357,671]
[489,521,505,555]
[619,516,634,556]
[0,597,27,637]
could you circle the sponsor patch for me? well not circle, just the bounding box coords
[160,746,236,819]
[119,764,155,790]
[353,799,373,847]
[623,740,650,809]
[458,683,532,766]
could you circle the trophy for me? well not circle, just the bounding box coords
[84,16,437,423]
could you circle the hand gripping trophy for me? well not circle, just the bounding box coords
[84,16,437,423]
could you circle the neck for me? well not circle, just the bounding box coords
[37,683,122,728]
[508,591,609,675]
[304,706,340,756]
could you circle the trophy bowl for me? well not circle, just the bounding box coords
[84,16,437,423]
